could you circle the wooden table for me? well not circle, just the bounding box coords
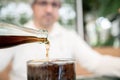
[93,47,120,57]
[77,76,120,80]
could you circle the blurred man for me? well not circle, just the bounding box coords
[0,0,120,80]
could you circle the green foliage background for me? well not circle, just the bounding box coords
[83,0,120,17]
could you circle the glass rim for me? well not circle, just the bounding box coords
[27,58,75,65]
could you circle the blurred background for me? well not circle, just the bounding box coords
[0,0,120,47]
[0,0,120,80]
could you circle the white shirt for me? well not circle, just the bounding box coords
[0,21,120,80]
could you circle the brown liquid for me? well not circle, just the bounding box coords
[45,41,50,60]
[0,36,48,48]
[27,61,76,80]
[0,36,50,60]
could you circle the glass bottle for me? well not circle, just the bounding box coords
[0,22,49,49]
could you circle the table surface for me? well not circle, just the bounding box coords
[77,76,120,80]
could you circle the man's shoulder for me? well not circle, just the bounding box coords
[57,24,79,39]
[55,23,75,33]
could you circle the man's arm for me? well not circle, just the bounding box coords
[0,48,14,72]
[0,61,12,80]
[72,32,120,77]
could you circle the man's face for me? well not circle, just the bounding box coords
[32,0,60,27]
